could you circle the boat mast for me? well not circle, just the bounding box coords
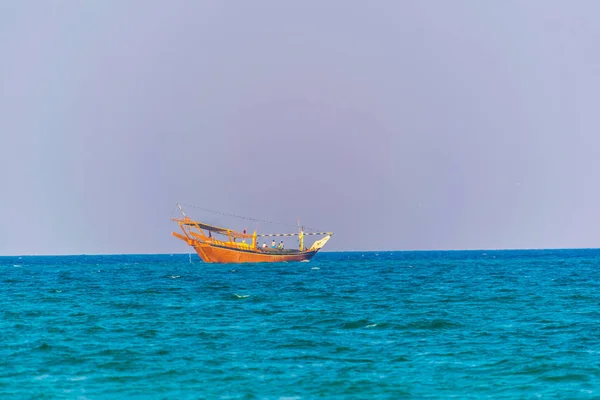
[298,218,304,251]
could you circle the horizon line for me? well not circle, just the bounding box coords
[2,246,600,257]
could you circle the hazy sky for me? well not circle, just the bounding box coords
[1,1,600,255]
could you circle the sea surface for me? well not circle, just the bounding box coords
[2,250,600,399]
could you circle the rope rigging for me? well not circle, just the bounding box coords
[173,203,323,233]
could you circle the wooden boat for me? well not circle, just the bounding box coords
[171,204,333,263]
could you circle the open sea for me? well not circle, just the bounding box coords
[2,249,600,399]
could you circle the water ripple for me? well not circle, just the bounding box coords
[2,250,600,398]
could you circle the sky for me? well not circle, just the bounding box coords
[1,1,600,255]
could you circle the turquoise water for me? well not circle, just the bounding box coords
[2,250,600,399]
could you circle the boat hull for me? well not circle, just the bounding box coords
[193,243,318,263]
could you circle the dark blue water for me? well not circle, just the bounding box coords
[2,250,600,398]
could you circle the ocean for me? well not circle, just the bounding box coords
[2,249,600,399]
